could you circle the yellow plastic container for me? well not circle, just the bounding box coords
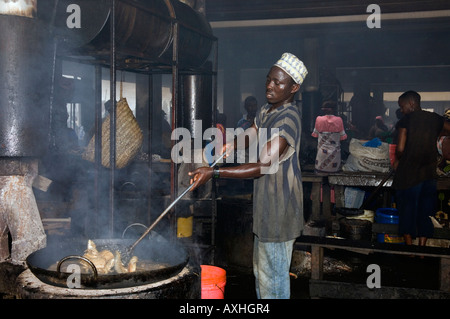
[177,216,193,238]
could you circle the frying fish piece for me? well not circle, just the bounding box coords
[81,240,138,274]
[114,250,138,274]
[82,240,115,274]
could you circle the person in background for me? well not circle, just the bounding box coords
[311,100,347,173]
[348,81,384,139]
[237,96,258,130]
[437,108,450,174]
[369,115,389,141]
[39,76,80,202]
[189,52,307,299]
[393,91,450,247]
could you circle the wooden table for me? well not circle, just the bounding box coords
[297,235,450,298]
[302,172,331,222]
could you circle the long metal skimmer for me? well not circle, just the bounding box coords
[124,152,226,259]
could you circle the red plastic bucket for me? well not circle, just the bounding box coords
[389,144,397,167]
[200,265,226,299]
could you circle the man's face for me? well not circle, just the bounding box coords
[245,101,258,118]
[398,98,414,115]
[265,66,299,108]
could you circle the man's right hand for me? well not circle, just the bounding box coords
[188,166,213,191]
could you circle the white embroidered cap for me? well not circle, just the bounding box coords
[274,52,308,84]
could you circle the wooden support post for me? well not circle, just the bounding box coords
[311,245,324,280]
[440,258,450,292]
[322,182,331,220]
[334,185,345,207]
[310,181,321,221]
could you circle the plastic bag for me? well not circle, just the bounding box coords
[363,137,382,148]
[342,138,390,173]
[344,187,365,208]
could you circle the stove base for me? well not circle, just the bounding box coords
[16,263,200,299]
[0,261,26,297]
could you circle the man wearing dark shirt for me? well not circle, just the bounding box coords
[393,91,450,246]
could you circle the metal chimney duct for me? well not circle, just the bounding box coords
[0,0,50,263]
[40,0,214,69]
[0,2,52,157]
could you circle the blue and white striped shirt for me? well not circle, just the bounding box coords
[253,102,304,242]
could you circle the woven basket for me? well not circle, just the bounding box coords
[82,97,143,169]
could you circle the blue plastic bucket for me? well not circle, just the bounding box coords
[375,208,404,244]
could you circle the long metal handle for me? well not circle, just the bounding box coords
[359,169,395,210]
[128,152,226,252]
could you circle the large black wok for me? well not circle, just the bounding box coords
[26,232,189,289]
